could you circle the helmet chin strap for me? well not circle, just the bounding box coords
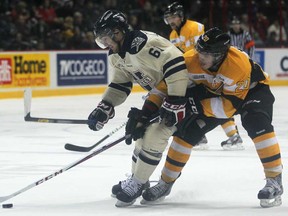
[208,54,226,72]
[175,17,186,33]
[113,31,125,53]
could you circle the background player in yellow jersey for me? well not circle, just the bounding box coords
[141,27,283,208]
[164,1,204,53]
[164,1,243,150]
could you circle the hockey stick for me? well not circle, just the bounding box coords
[65,122,127,152]
[0,134,127,204]
[0,115,160,204]
[24,88,88,124]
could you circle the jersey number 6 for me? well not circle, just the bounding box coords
[149,48,161,58]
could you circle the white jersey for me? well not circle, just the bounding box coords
[102,30,188,106]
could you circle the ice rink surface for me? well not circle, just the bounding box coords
[0,87,287,216]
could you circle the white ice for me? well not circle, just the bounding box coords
[0,87,287,216]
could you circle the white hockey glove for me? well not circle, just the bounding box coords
[88,100,115,131]
[160,96,187,127]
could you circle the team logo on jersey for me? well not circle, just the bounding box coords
[131,37,145,52]
[132,70,153,90]
[211,76,224,92]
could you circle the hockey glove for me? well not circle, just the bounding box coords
[159,96,187,127]
[88,100,115,131]
[125,108,150,145]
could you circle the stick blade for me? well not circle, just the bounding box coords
[24,88,32,117]
[64,143,90,152]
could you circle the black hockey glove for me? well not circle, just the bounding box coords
[125,108,150,145]
[88,100,115,131]
[159,96,187,127]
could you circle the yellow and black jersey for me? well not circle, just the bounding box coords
[147,46,270,118]
[183,46,270,118]
[169,20,204,53]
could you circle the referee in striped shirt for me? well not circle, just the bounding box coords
[228,16,255,60]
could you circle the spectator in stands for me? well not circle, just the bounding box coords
[62,16,74,42]
[267,19,287,46]
[253,12,269,45]
[36,0,57,24]
[266,31,280,47]
[80,31,98,49]
[0,12,15,50]
[74,11,90,33]
[1,0,288,51]
[7,32,30,50]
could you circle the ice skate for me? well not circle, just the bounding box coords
[115,176,146,207]
[221,133,244,150]
[111,175,132,198]
[192,135,209,150]
[258,174,283,208]
[141,178,175,204]
[111,175,150,198]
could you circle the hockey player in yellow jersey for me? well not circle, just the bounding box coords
[164,2,204,53]
[164,1,244,150]
[88,10,189,207]
[140,27,283,208]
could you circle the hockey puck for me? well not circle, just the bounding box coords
[2,203,13,208]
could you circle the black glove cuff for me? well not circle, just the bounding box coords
[166,96,187,104]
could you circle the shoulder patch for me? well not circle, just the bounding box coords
[128,31,147,54]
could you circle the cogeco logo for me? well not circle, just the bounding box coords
[280,56,288,72]
[59,59,106,76]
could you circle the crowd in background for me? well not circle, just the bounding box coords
[0,0,287,51]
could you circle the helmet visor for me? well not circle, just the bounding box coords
[164,12,182,25]
[94,28,114,49]
[195,42,223,56]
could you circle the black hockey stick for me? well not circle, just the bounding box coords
[24,88,88,124]
[0,115,159,204]
[0,134,127,204]
[65,122,127,152]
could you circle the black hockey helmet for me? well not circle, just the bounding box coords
[163,2,184,24]
[196,27,231,55]
[93,10,129,48]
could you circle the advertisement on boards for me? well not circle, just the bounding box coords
[254,50,265,70]
[264,49,288,79]
[57,53,108,86]
[0,53,50,87]
[254,48,288,82]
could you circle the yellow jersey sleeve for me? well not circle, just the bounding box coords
[170,20,204,53]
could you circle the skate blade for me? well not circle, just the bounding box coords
[140,196,166,205]
[222,144,245,151]
[192,144,209,151]
[260,196,282,208]
[115,199,136,207]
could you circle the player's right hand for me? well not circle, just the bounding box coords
[88,100,115,131]
[125,108,149,145]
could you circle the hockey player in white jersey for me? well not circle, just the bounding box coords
[87,10,189,207]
